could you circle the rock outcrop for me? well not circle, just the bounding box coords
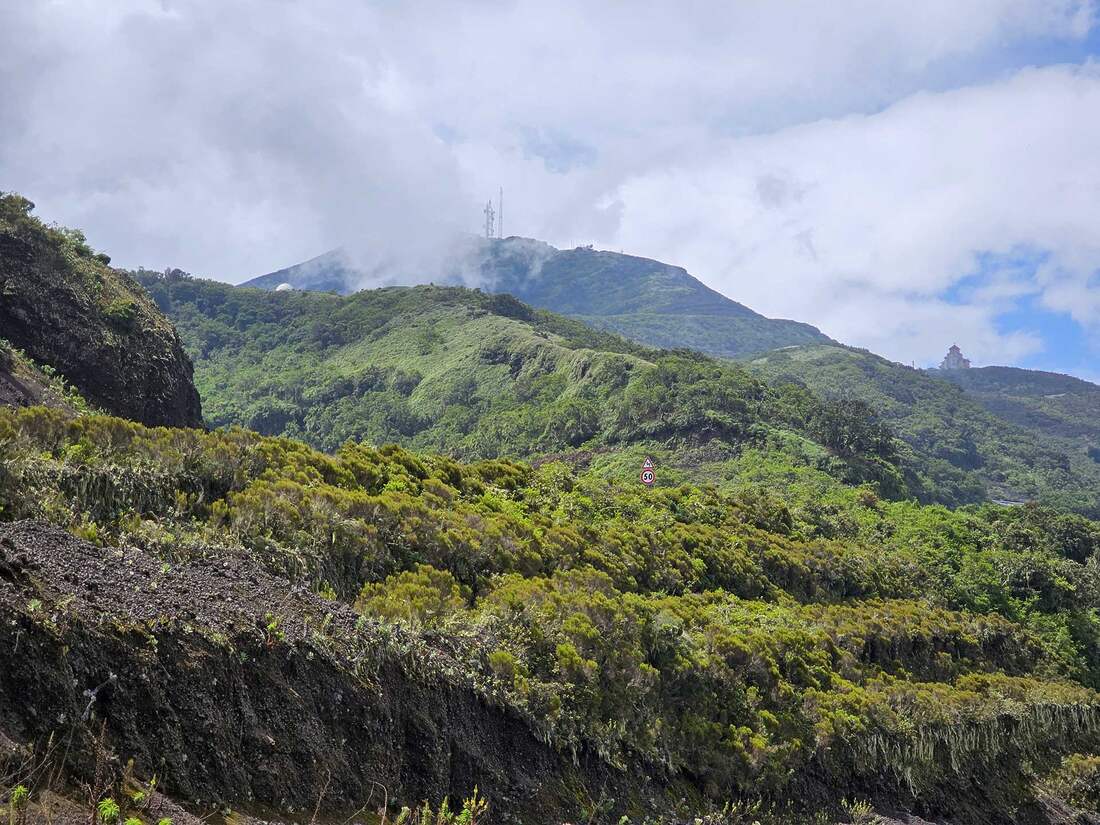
[0,194,202,427]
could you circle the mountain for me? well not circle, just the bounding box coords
[937,365,1100,443]
[134,269,906,497]
[241,237,834,358]
[749,344,1100,516]
[0,194,202,427]
[243,248,354,293]
[4,205,1100,823]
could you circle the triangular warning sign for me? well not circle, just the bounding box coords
[642,457,654,470]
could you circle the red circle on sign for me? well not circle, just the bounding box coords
[641,469,655,485]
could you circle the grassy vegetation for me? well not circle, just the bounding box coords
[749,344,1100,516]
[3,405,1100,817]
[133,270,903,496]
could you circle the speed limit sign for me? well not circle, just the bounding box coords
[640,457,655,486]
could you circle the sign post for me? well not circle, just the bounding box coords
[640,456,655,486]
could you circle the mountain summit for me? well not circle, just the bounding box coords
[241,237,833,358]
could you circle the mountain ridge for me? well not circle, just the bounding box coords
[750,343,1100,515]
[936,363,1100,442]
[241,236,834,358]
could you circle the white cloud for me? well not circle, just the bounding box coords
[0,0,1098,370]
[605,63,1100,365]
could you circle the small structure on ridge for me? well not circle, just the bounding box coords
[940,344,971,370]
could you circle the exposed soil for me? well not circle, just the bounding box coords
[1,521,1097,825]
[0,520,620,824]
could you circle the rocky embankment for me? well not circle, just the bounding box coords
[4,520,1098,825]
[0,520,611,823]
[0,194,202,427]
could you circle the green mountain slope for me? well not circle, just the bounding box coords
[749,344,1100,516]
[5,205,1100,823]
[478,238,832,357]
[241,237,833,358]
[938,365,1100,443]
[0,194,202,426]
[4,404,1100,823]
[134,269,906,500]
[138,269,1100,515]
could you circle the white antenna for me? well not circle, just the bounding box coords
[498,186,503,239]
[483,199,495,239]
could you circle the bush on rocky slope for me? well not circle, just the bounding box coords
[2,406,1100,822]
[0,195,201,427]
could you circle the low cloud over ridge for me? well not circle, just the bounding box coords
[1,0,1098,373]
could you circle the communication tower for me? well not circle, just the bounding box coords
[483,199,495,239]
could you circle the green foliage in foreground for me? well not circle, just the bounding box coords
[3,406,1100,814]
[1046,753,1100,813]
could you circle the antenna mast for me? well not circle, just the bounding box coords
[483,199,495,239]
[498,186,503,239]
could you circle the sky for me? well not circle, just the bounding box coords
[2,1,1100,378]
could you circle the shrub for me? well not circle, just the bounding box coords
[356,565,468,628]
[8,786,28,825]
[1046,753,1100,812]
[103,299,139,331]
[97,798,120,825]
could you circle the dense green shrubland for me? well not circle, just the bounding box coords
[135,264,1100,518]
[3,405,1099,814]
[751,344,1100,515]
[131,271,904,498]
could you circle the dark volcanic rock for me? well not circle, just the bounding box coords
[0,521,625,823]
[0,349,44,408]
[0,194,202,427]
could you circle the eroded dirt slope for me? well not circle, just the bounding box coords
[0,521,614,823]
